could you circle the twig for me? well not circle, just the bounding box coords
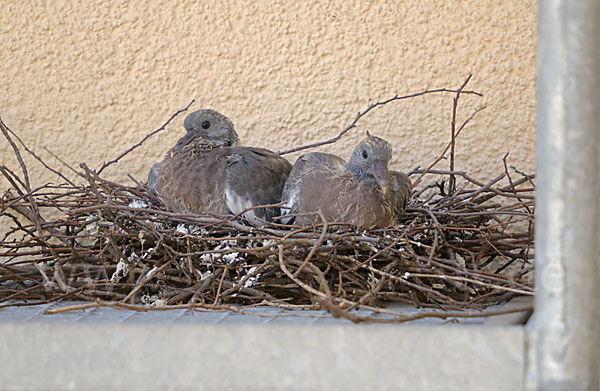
[293,211,329,277]
[96,99,195,174]
[449,74,473,195]
[0,122,78,187]
[412,105,487,187]
[0,118,31,192]
[121,260,173,303]
[403,272,533,295]
[279,87,482,156]
[315,300,533,324]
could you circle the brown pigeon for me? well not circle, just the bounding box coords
[149,109,292,223]
[281,133,410,229]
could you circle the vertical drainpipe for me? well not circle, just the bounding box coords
[533,0,599,390]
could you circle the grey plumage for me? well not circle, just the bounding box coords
[281,134,409,229]
[388,170,412,222]
[148,162,160,193]
[149,109,292,223]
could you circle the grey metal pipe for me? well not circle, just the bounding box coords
[534,0,599,390]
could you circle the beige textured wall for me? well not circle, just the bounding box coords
[0,0,536,192]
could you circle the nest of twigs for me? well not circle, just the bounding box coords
[0,78,535,322]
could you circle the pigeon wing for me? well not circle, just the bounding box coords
[148,162,161,193]
[225,146,292,222]
[388,171,412,221]
[280,152,346,224]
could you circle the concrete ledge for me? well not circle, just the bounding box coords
[0,321,525,390]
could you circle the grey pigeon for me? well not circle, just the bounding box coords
[149,109,292,223]
[281,133,409,229]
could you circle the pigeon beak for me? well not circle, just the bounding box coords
[171,131,195,154]
[369,161,388,190]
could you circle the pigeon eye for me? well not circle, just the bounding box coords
[362,150,368,159]
[201,121,210,129]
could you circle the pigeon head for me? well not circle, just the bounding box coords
[346,132,392,190]
[173,109,240,151]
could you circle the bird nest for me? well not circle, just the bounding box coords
[0,79,535,322]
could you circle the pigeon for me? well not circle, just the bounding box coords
[281,133,409,229]
[149,109,292,223]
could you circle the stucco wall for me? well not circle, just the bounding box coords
[0,0,536,192]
